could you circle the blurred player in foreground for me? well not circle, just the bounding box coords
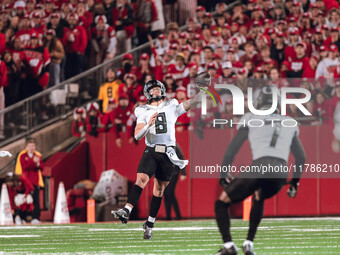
[111,73,209,239]
[215,86,306,255]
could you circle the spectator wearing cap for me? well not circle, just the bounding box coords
[301,13,313,33]
[178,32,188,48]
[86,102,102,137]
[98,67,121,113]
[188,49,202,72]
[43,29,64,87]
[21,32,50,98]
[286,42,310,78]
[116,53,137,80]
[47,13,68,40]
[195,6,206,25]
[154,33,169,56]
[44,1,57,19]
[167,53,186,86]
[136,52,162,83]
[289,1,302,19]
[13,0,26,20]
[270,31,286,66]
[226,48,243,69]
[62,13,88,79]
[120,72,142,104]
[318,45,329,61]
[221,61,235,78]
[207,62,219,79]
[284,27,301,62]
[191,33,205,50]
[249,5,265,26]
[30,11,46,40]
[316,44,340,78]
[15,14,33,48]
[72,107,87,138]
[90,15,117,67]
[181,45,192,63]
[253,66,266,79]
[228,37,245,59]
[112,0,134,56]
[313,28,325,54]
[111,94,133,148]
[324,27,340,50]
[182,62,199,89]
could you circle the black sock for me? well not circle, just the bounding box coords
[247,199,264,242]
[127,185,143,207]
[149,195,162,218]
[215,200,232,243]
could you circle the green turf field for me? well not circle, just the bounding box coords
[0,218,339,254]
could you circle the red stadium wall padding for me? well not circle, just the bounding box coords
[82,125,340,219]
[318,125,340,215]
[42,141,88,220]
[87,133,106,181]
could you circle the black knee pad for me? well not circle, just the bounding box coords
[215,200,230,212]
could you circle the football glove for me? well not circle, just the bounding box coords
[0,151,12,157]
[287,180,299,198]
[219,173,235,189]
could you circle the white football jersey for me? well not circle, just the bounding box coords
[135,99,187,147]
[237,112,299,161]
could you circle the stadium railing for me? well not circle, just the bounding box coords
[0,42,152,149]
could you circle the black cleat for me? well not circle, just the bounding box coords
[143,222,153,239]
[243,240,256,255]
[111,208,129,224]
[215,244,238,255]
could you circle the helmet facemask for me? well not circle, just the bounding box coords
[143,80,166,103]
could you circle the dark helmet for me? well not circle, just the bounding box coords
[143,80,166,102]
[254,85,280,111]
[195,72,211,88]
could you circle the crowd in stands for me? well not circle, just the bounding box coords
[1,0,339,149]
[0,0,174,111]
[69,0,340,152]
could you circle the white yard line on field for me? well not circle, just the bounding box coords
[88,226,270,232]
[0,235,40,238]
[0,226,76,230]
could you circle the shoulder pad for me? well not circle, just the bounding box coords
[164,99,178,106]
[134,105,150,116]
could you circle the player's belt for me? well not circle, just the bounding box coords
[153,144,189,169]
[155,144,167,153]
